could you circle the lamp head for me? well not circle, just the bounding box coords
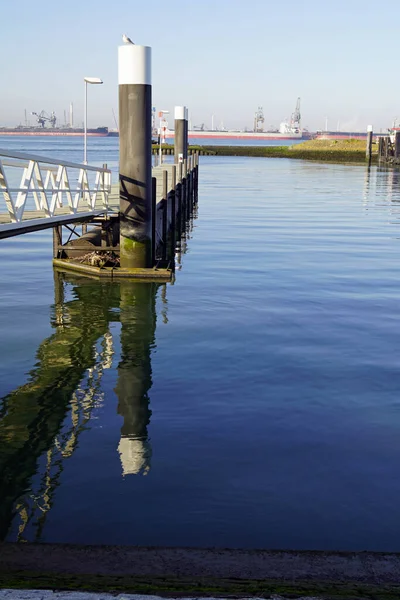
[84,77,103,84]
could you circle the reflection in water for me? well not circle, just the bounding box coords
[363,166,400,219]
[116,282,157,476]
[0,272,161,541]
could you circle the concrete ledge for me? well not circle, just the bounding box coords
[1,543,400,598]
[52,259,173,281]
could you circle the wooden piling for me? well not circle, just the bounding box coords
[182,158,187,222]
[151,177,156,265]
[366,126,373,164]
[170,165,176,265]
[193,151,199,203]
[162,170,168,261]
[52,226,62,259]
[378,137,383,160]
[177,162,183,241]
[395,131,400,159]
[188,155,193,210]
[184,108,189,159]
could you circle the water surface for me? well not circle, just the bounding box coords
[1,137,400,550]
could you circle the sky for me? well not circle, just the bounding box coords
[1,0,400,132]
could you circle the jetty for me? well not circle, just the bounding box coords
[0,43,199,281]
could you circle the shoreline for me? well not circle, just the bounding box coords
[166,139,379,163]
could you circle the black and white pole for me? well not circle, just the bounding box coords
[174,106,186,164]
[118,43,152,268]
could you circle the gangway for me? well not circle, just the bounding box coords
[0,149,113,239]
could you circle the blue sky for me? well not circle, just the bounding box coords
[1,0,400,131]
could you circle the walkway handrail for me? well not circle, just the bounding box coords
[0,149,110,171]
[0,149,112,224]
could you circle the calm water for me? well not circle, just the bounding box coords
[1,136,400,550]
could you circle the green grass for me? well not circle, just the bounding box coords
[199,139,378,163]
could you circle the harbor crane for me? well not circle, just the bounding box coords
[290,98,301,131]
[31,110,57,128]
[254,107,265,133]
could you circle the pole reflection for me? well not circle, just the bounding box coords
[116,282,158,476]
[0,271,162,541]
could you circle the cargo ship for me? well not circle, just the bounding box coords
[315,131,369,140]
[0,126,109,137]
[184,129,313,141]
[109,128,313,140]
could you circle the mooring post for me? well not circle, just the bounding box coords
[177,162,183,240]
[366,125,373,164]
[118,43,152,268]
[378,137,383,160]
[174,106,186,164]
[171,165,176,265]
[188,155,193,209]
[162,170,168,261]
[182,158,187,222]
[184,107,189,159]
[395,131,400,160]
[382,137,387,161]
[191,153,196,204]
[195,151,199,202]
[151,177,156,265]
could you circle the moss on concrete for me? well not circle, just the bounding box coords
[120,236,150,269]
[1,570,400,599]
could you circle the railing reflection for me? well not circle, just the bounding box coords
[0,271,162,541]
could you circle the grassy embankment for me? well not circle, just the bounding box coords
[199,139,378,163]
[153,139,378,163]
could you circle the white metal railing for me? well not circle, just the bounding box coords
[0,149,112,223]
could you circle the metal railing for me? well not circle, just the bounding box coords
[0,149,112,223]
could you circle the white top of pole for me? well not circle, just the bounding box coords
[174,106,185,120]
[118,45,151,85]
[184,107,189,121]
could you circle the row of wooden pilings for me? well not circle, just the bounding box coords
[377,131,400,164]
[153,153,199,268]
[152,147,212,156]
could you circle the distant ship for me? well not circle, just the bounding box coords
[184,128,313,141]
[315,131,376,140]
[0,126,109,137]
[181,98,313,141]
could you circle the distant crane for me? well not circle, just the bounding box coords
[254,107,265,133]
[31,110,57,128]
[290,98,301,132]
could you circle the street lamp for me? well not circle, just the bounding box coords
[84,76,103,164]
[159,109,169,164]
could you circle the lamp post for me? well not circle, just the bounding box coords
[158,109,169,165]
[84,77,103,164]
